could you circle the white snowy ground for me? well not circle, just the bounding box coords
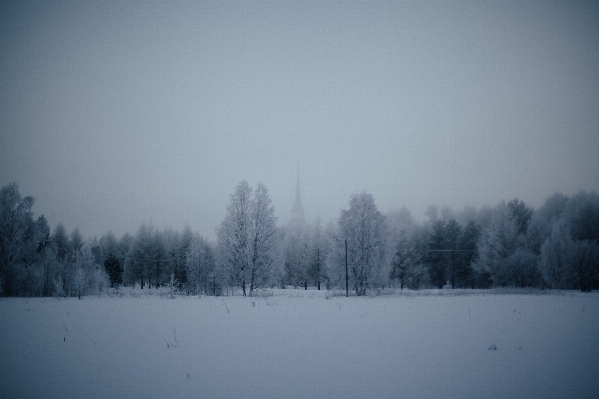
[1,289,598,399]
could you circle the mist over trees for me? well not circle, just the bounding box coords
[2,181,598,297]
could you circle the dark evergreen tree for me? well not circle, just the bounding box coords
[124,223,153,288]
[389,227,413,289]
[444,219,462,289]
[455,221,480,288]
[427,220,447,288]
[104,253,123,287]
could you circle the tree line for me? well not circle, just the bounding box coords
[1,181,598,297]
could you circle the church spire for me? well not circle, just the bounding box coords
[291,165,304,222]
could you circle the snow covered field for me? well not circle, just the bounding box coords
[1,289,598,399]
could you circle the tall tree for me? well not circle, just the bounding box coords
[455,221,480,288]
[171,225,194,290]
[35,215,54,296]
[104,253,123,288]
[389,224,414,290]
[427,220,447,289]
[248,183,278,295]
[569,240,599,292]
[539,220,573,290]
[125,222,154,289]
[388,208,415,290]
[72,242,98,299]
[539,192,599,291]
[51,223,69,263]
[565,191,599,244]
[526,193,568,256]
[217,182,277,296]
[148,229,168,288]
[338,191,387,296]
[186,237,206,294]
[187,236,218,295]
[0,182,38,296]
[507,199,533,235]
[100,232,123,289]
[282,225,310,288]
[217,181,253,296]
[69,227,83,262]
[444,219,462,289]
[202,239,219,295]
[474,201,522,287]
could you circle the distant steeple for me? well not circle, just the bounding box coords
[291,165,304,222]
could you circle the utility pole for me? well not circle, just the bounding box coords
[345,239,349,297]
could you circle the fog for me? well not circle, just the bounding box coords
[1,1,598,240]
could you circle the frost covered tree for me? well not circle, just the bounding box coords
[474,201,530,287]
[51,222,69,263]
[507,199,533,236]
[526,193,568,256]
[539,191,599,291]
[338,191,387,296]
[72,241,107,298]
[217,181,252,295]
[72,268,86,300]
[69,227,83,263]
[217,181,277,296]
[540,221,577,290]
[248,183,278,294]
[0,182,47,296]
[501,248,541,288]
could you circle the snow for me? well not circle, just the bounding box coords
[1,289,598,399]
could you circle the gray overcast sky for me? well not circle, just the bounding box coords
[1,1,598,240]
